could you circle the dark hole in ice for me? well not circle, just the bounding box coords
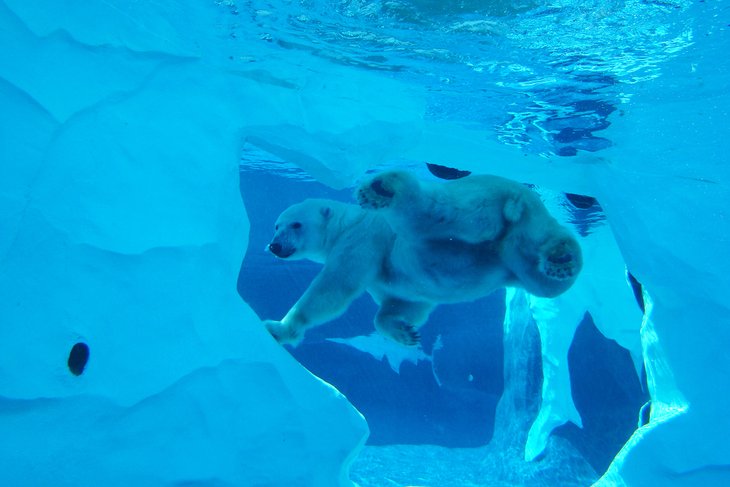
[565,193,598,209]
[426,163,472,180]
[68,342,90,376]
[640,401,652,426]
[627,271,645,313]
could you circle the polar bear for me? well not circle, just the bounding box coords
[356,170,583,290]
[264,171,582,346]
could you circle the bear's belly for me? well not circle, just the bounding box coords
[379,238,514,303]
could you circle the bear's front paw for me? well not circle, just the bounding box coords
[357,172,400,210]
[264,320,303,346]
[540,237,582,282]
[376,319,421,347]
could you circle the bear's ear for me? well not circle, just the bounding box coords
[320,206,332,219]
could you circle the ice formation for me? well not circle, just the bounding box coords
[3,0,729,485]
[589,53,730,483]
[0,1,366,485]
[327,333,433,375]
[482,288,597,485]
[524,192,644,462]
[328,333,444,386]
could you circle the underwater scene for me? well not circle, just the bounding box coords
[1,0,729,486]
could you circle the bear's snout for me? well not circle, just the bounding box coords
[269,242,282,255]
[268,241,295,259]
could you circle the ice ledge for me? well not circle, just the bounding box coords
[0,359,368,486]
[3,0,211,57]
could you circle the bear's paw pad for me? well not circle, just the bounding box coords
[541,240,579,281]
[378,320,421,347]
[357,174,399,209]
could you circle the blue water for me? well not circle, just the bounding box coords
[233,0,698,160]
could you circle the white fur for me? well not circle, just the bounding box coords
[265,172,582,346]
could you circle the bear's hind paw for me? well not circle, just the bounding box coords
[357,173,398,210]
[540,238,581,281]
[377,320,421,347]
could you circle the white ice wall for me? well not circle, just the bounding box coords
[525,194,644,463]
[591,33,730,484]
[0,1,367,485]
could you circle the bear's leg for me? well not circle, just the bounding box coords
[374,297,433,346]
[359,172,532,244]
[265,260,375,346]
[357,171,479,242]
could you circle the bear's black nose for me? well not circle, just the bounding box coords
[269,242,282,256]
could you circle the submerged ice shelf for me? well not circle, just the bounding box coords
[2,0,730,486]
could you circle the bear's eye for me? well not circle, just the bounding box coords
[291,222,302,229]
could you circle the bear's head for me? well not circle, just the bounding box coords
[267,199,334,263]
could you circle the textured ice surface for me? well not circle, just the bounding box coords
[590,46,730,484]
[0,360,366,486]
[0,1,366,485]
[524,191,644,462]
